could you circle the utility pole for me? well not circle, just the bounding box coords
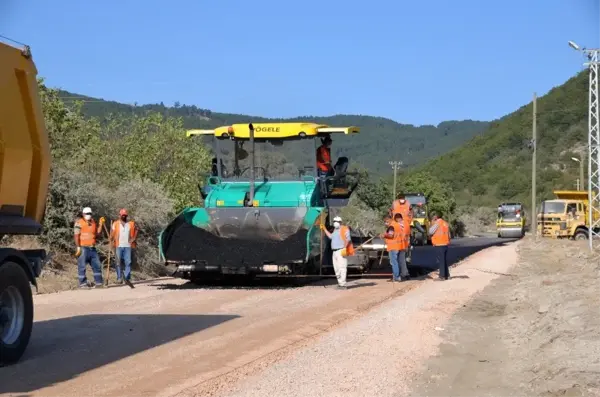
[580,155,585,190]
[389,161,403,200]
[569,41,600,251]
[532,92,537,239]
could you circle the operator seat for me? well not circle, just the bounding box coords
[334,156,349,176]
[333,156,349,185]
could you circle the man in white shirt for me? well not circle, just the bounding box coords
[110,208,137,287]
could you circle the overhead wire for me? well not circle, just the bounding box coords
[0,33,28,47]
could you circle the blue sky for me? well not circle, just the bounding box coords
[2,0,599,125]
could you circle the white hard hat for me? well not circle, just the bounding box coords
[82,207,92,214]
[333,216,342,222]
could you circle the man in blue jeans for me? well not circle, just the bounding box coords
[382,212,410,282]
[74,207,105,288]
[110,209,138,287]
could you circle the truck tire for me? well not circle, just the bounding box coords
[574,229,588,240]
[0,261,34,366]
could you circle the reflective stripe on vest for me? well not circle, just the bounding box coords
[316,145,331,172]
[431,219,450,246]
[77,218,97,247]
[339,225,355,256]
[112,220,137,248]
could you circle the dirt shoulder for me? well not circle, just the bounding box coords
[407,237,600,397]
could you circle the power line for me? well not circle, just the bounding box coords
[0,33,28,47]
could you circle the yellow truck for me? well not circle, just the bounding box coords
[496,202,526,238]
[537,190,598,240]
[0,40,51,365]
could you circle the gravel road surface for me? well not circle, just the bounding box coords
[0,237,516,397]
[204,241,519,397]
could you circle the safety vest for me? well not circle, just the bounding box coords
[431,219,451,246]
[391,200,413,221]
[316,145,331,172]
[112,220,137,248]
[384,220,409,252]
[76,218,98,247]
[339,225,355,256]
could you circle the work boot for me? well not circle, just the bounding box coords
[78,283,90,289]
[124,279,134,288]
[336,285,348,290]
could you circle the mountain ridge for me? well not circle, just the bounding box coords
[56,89,491,174]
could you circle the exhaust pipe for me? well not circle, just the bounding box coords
[249,123,255,206]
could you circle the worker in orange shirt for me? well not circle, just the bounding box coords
[390,194,413,223]
[381,212,410,282]
[429,211,451,280]
[74,207,105,288]
[390,195,414,264]
[316,135,333,178]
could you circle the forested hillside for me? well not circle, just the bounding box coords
[57,90,489,174]
[416,70,588,208]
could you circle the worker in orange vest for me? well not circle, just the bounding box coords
[429,211,451,280]
[390,194,413,223]
[316,135,333,178]
[110,208,138,286]
[320,215,354,290]
[74,207,105,288]
[381,212,410,282]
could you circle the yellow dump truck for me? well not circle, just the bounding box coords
[496,202,526,238]
[0,40,51,365]
[537,190,599,240]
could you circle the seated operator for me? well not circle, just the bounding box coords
[316,135,334,178]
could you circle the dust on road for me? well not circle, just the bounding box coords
[407,237,600,397]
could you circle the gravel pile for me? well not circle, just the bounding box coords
[163,220,308,266]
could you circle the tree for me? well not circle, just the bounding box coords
[400,171,456,218]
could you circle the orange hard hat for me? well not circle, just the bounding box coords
[119,208,128,216]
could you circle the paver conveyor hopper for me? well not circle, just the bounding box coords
[158,122,366,280]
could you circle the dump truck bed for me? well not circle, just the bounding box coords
[0,39,51,366]
[0,41,51,234]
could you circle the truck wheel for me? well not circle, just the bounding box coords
[574,230,588,240]
[0,262,34,366]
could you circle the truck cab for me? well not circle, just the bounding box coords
[537,190,594,240]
